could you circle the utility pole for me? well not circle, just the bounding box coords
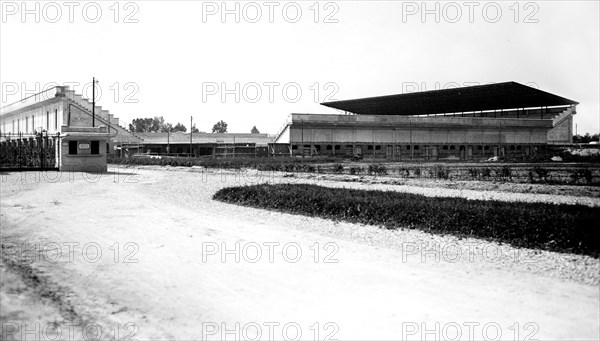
[301,119,304,158]
[92,77,96,127]
[167,129,170,155]
[190,116,193,157]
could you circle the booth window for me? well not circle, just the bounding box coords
[91,141,100,155]
[68,141,78,155]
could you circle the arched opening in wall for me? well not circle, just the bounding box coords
[367,145,373,150]
[459,145,466,159]
[449,145,456,151]
[334,145,340,151]
[355,145,362,155]
[395,145,402,157]
[386,145,393,159]
[314,145,321,155]
[326,145,332,151]
[375,145,381,150]
[292,145,298,150]
[442,145,449,151]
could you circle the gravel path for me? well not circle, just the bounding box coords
[144,166,600,285]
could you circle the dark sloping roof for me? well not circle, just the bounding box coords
[321,82,578,116]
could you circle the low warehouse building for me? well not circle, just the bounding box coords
[132,132,274,158]
[271,82,578,160]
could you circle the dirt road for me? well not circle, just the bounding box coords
[1,166,599,340]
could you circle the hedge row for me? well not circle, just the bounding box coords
[108,156,338,171]
[213,184,600,257]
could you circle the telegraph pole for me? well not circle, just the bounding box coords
[92,77,96,127]
[190,116,193,157]
[167,129,170,155]
[301,119,304,158]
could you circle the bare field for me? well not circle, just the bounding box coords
[1,165,599,340]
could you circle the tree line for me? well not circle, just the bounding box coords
[128,117,261,134]
[128,117,198,133]
[573,133,600,144]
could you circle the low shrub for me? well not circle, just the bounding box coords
[398,168,410,178]
[570,169,593,184]
[481,167,491,179]
[495,166,512,181]
[332,164,345,174]
[214,184,600,257]
[468,168,480,179]
[430,165,450,179]
[368,164,387,176]
[533,166,549,182]
[349,166,363,175]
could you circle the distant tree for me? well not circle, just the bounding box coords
[251,126,260,134]
[191,124,200,133]
[212,120,228,133]
[573,133,600,143]
[172,123,187,132]
[129,116,166,133]
[161,122,173,133]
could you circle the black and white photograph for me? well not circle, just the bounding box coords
[1,1,599,340]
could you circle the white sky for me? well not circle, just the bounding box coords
[1,0,599,135]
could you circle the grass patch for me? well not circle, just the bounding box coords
[213,184,600,257]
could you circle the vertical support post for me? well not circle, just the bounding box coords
[190,115,193,158]
[409,119,413,160]
[301,119,304,158]
[92,77,95,127]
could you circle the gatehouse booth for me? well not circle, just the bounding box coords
[58,126,111,172]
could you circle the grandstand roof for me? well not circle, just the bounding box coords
[321,82,578,116]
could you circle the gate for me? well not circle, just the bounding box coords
[0,132,58,170]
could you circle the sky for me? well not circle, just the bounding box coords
[1,0,599,135]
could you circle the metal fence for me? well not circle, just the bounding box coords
[0,132,58,170]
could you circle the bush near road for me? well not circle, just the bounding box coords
[214,184,600,257]
[109,156,600,185]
